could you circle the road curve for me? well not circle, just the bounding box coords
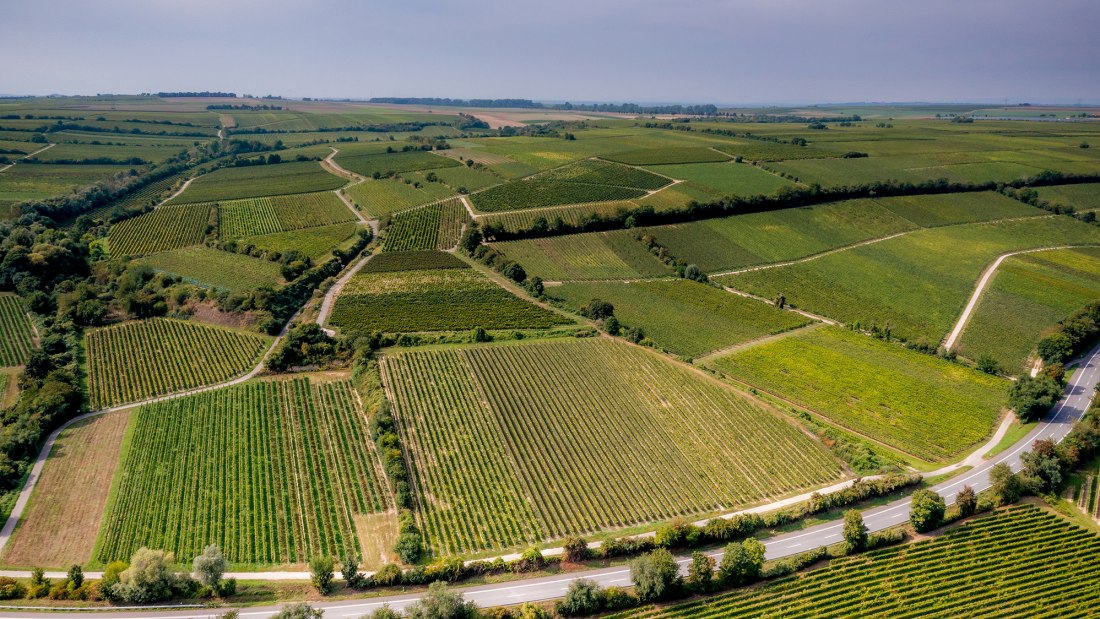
[2,344,1095,618]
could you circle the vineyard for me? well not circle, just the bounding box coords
[603,147,732,166]
[96,377,391,565]
[383,199,469,252]
[550,280,811,357]
[645,162,796,199]
[330,265,569,333]
[1035,182,1100,212]
[470,181,647,213]
[218,192,355,239]
[0,293,35,366]
[478,200,642,234]
[494,231,669,281]
[608,506,1100,619]
[1070,465,1100,522]
[383,338,843,556]
[533,159,672,190]
[344,177,456,218]
[108,203,213,256]
[85,318,271,409]
[244,222,360,259]
[168,161,346,203]
[66,172,189,229]
[136,246,284,292]
[708,326,1006,463]
[335,150,461,178]
[364,250,469,273]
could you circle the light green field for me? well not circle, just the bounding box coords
[169,162,345,203]
[869,191,1044,227]
[494,231,670,281]
[550,279,811,357]
[1034,183,1100,212]
[645,161,796,197]
[344,177,455,218]
[137,246,283,291]
[30,142,186,163]
[108,203,213,256]
[0,164,129,214]
[216,192,355,239]
[721,216,1100,345]
[334,150,460,177]
[243,222,360,259]
[958,247,1100,373]
[709,326,1006,462]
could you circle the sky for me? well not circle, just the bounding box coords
[2,0,1099,105]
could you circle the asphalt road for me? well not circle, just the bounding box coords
[2,343,1096,619]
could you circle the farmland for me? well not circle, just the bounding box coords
[108,203,212,255]
[383,198,469,252]
[644,161,796,198]
[493,231,670,281]
[609,506,1100,619]
[85,318,271,409]
[168,161,345,203]
[334,150,460,178]
[602,147,731,165]
[136,246,284,292]
[471,181,647,213]
[96,377,390,565]
[383,338,843,556]
[329,261,569,333]
[243,222,360,260]
[478,200,643,234]
[0,163,130,215]
[0,293,35,366]
[708,326,1006,462]
[533,159,672,190]
[550,280,811,357]
[721,216,1100,343]
[363,250,471,273]
[957,247,1100,372]
[0,410,131,568]
[1034,182,1100,212]
[344,177,456,218]
[217,192,355,239]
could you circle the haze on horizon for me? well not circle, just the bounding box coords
[3,0,1098,106]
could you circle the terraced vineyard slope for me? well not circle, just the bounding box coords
[85,318,271,408]
[96,377,390,565]
[382,338,844,557]
[607,506,1100,619]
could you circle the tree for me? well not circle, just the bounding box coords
[309,556,335,594]
[630,548,680,602]
[404,581,477,619]
[580,299,614,320]
[502,262,526,283]
[910,489,946,533]
[685,551,714,593]
[193,544,227,590]
[1020,438,1064,493]
[1037,332,1073,363]
[66,565,84,589]
[1007,376,1063,422]
[272,603,324,619]
[990,462,1022,504]
[525,276,545,297]
[976,354,999,375]
[956,485,977,517]
[111,548,186,603]
[558,578,602,615]
[364,605,402,619]
[842,510,868,551]
[394,530,423,564]
[341,553,360,585]
[562,536,589,563]
[718,538,764,586]
[459,225,482,254]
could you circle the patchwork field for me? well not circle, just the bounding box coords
[334,150,460,177]
[708,326,1006,462]
[721,216,1100,343]
[217,192,355,239]
[0,293,35,366]
[0,163,130,215]
[136,246,284,291]
[96,377,390,565]
[383,338,844,556]
[471,180,647,213]
[609,506,1100,619]
[85,318,271,409]
[169,162,345,203]
[344,177,455,218]
[478,200,643,234]
[1,410,131,568]
[383,198,469,252]
[108,203,213,256]
[550,280,811,357]
[329,254,569,333]
[957,247,1100,372]
[602,147,731,165]
[493,231,670,281]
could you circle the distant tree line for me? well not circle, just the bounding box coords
[206,104,283,111]
[157,91,236,98]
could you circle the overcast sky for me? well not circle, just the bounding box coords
[3,0,1098,105]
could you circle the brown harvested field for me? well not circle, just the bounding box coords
[1,410,131,568]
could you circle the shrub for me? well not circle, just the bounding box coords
[371,563,403,587]
[718,538,765,586]
[309,556,335,594]
[404,581,477,619]
[956,485,977,517]
[685,551,714,593]
[842,509,868,551]
[557,578,603,616]
[0,577,25,600]
[630,548,681,602]
[601,586,638,611]
[910,489,946,532]
[273,603,324,619]
[562,536,589,563]
[193,544,227,590]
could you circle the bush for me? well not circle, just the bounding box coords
[371,563,403,587]
[273,603,324,619]
[685,551,714,593]
[404,581,477,619]
[842,509,868,551]
[718,538,765,586]
[956,485,977,517]
[990,462,1023,504]
[562,536,589,563]
[557,578,603,616]
[655,517,702,548]
[309,556,335,594]
[909,489,946,532]
[601,586,638,611]
[193,544,227,590]
[0,577,25,600]
[630,549,681,602]
[1008,376,1064,422]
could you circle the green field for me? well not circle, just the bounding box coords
[136,246,284,291]
[169,162,345,203]
[533,159,672,190]
[108,203,213,256]
[218,192,355,239]
[958,247,1100,373]
[330,260,569,333]
[478,200,643,234]
[243,223,360,260]
[721,216,1100,343]
[344,177,455,218]
[31,142,186,164]
[0,293,35,367]
[383,199,469,252]
[470,181,647,213]
[0,163,129,214]
[1034,182,1100,212]
[383,338,843,556]
[645,162,796,198]
[602,147,731,165]
[709,326,1006,462]
[334,150,460,177]
[494,231,670,281]
[550,280,811,357]
[85,318,270,409]
[96,377,390,565]
[609,506,1100,619]
[868,191,1044,227]
[362,250,470,273]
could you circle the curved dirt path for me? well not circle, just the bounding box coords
[941,245,1081,350]
[321,147,366,183]
[0,143,55,173]
[315,252,374,334]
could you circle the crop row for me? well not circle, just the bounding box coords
[383,338,842,556]
[108,203,213,256]
[478,200,640,234]
[168,161,346,204]
[0,294,34,366]
[602,147,732,166]
[610,506,1100,619]
[219,192,355,239]
[364,250,468,273]
[85,317,270,409]
[336,150,460,178]
[534,159,672,190]
[68,173,188,229]
[96,377,390,565]
[331,267,568,333]
[384,199,469,252]
[470,181,647,213]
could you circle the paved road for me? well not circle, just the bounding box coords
[2,344,1095,618]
